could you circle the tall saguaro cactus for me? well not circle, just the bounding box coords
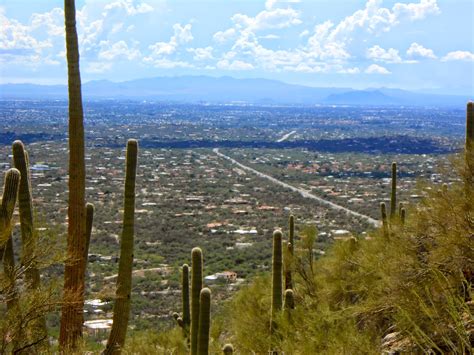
[105,139,139,354]
[12,141,48,348]
[12,141,41,288]
[197,288,211,355]
[285,215,294,290]
[60,0,87,349]
[466,102,473,153]
[380,202,388,237]
[390,162,397,218]
[182,263,191,329]
[1,169,21,310]
[191,247,204,355]
[271,230,283,332]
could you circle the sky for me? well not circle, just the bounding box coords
[0,0,473,93]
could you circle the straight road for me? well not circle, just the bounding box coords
[213,148,381,228]
[276,130,297,142]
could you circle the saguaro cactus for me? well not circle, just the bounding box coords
[466,102,473,152]
[182,263,191,329]
[12,141,41,287]
[12,140,49,349]
[60,0,87,349]
[1,169,21,309]
[197,288,211,355]
[380,202,388,237]
[191,247,203,355]
[390,162,397,219]
[105,139,138,354]
[283,289,295,321]
[285,215,294,290]
[271,230,283,336]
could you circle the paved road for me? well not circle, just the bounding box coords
[213,148,381,228]
[276,130,297,142]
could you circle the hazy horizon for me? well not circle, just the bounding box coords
[1,0,473,95]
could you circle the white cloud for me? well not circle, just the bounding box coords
[231,7,302,31]
[406,42,436,59]
[367,45,402,63]
[265,0,301,10]
[327,0,440,44]
[365,63,391,74]
[441,50,474,62]
[339,66,361,74]
[147,23,193,57]
[299,29,310,38]
[0,8,51,51]
[98,40,141,61]
[217,59,254,70]
[143,57,194,68]
[187,46,213,61]
[84,61,113,74]
[173,23,193,43]
[103,0,154,16]
[259,34,280,40]
[392,0,440,21]
[30,7,64,36]
[213,28,237,44]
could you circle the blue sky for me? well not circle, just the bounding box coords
[1,0,473,93]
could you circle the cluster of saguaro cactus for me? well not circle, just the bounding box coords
[0,137,138,352]
[174,247,237,354]
[270,227,296,353]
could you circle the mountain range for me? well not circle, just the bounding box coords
[0,76,470,106]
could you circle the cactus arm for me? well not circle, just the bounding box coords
[104,139,138,355]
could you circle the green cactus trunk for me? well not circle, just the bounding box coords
[400,208,406,226]
[60,0,87,349]
[285,215,294,290]
[182,263,191,329]
[197,287,211,355]
[104,139,138,355]
[390,162,397,219]
[1,169,20,301]
[191,247,203,355]
[380,202,388,237]
[12,142,41,288]
[466,102,473,153]
[271,230,283,339]
[12,141,49,350]
[465,102,473,188]
[283,289,295,321]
